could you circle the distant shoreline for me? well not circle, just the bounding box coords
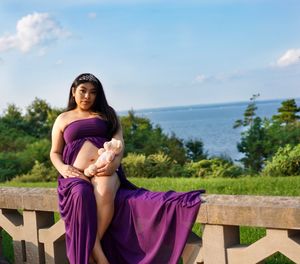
[118,97,300,115]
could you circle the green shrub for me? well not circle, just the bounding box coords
[12,161,57,182]
[0,152,22,182]
[123,153,244,178]
[144,152,173,178]
[184,158,243,178]
[0,125,35,152]
[262,144,300,177]
[169,163,191,177]
[123,152,179,178]
[122,153,146,178]
[17,139,52,173]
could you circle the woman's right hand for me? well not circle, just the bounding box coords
[60,164,85,179]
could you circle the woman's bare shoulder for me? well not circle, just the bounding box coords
[54,111,73,131]
[59,110,80,120]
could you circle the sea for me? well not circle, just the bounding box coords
[119,98,300,161]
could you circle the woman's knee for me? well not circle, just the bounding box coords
[92,176,119,202]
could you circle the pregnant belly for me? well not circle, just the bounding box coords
[73,140,99,171]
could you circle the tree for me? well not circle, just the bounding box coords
[120,111,187,164]
[237,117,267,172]
[234,94,260,128]
[0,104,35,152]
[24,97,52,138]
[185,139,207,162]
[2,103,22,120]
[272,99,300,125]
[234,94,267,172]
[1,103,25,129]
[234,96,300,172]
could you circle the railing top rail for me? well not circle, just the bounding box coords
[0,187,299,229]
[198,194,300,229]
[0,187,58,212]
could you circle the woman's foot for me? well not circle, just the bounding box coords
[97,249,110,264]
[89,255,96,264]
[92,242,109,264]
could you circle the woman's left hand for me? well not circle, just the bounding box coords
[94,160,118,177]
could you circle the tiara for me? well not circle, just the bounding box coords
[78,74,98,82]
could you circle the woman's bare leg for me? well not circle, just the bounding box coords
[91,173,120,264]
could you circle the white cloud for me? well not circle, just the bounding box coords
[194,70,246,84]
[276,49,300,67]
[55,59,63,65]
[0,12,70,53]
[88,12,97,19]
[37,47,47,57]
[195,74,207,83]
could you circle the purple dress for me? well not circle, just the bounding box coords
[58,117,204,264]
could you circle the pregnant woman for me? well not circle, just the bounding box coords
[50,73,204,264]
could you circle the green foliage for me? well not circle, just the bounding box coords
[163,133,187,164]
[0,152,21,182]
[144,152,173,178]
[185,138,207,161]
[234,96,300,172]
[264,121,300,158]
[24,97,54,138]
[122,152,175,178]
[1,103,25,130]
[237,117,267,172]
[184,158,244,178]
[17,139,52,173]
[234,95,268,172]
[6,97,300,182]
[122,153,146,178]
[262,144,300,177]
[121,111,188,164]
[0,99,62,181]
[12,161,58,182]
[234,94,260,128]
[0,122,35,152]
[0,138,51,182]
[272,99,300,124]
[123,151,220,179]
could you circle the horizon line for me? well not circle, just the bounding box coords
[118,96,300,113]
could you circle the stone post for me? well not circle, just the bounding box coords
[22,211,54,264]
[202,224,239,264]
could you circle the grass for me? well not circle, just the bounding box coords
[2,176,300,196]
[1,176,299,263]
[129,176,300,196]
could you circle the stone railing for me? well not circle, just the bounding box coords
[0,187,299,264]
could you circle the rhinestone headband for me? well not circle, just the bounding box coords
[78,74,98,83]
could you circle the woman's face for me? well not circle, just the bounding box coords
[72,82,97,111]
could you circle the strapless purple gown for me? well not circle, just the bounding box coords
[58,117,204,264]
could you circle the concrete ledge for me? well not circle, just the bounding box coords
[198,194,300,229]
[0,187,58,212]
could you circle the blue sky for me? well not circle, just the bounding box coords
[0,0,299,112]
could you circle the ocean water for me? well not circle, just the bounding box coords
[120,99,300,161]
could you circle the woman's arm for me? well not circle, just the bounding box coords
[50,114,83,178]
[95,119,124,176]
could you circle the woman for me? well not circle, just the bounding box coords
[50,73,204,264]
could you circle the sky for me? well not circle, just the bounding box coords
[0,0,300,113]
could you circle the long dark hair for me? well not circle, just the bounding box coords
[66,73,119,138]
